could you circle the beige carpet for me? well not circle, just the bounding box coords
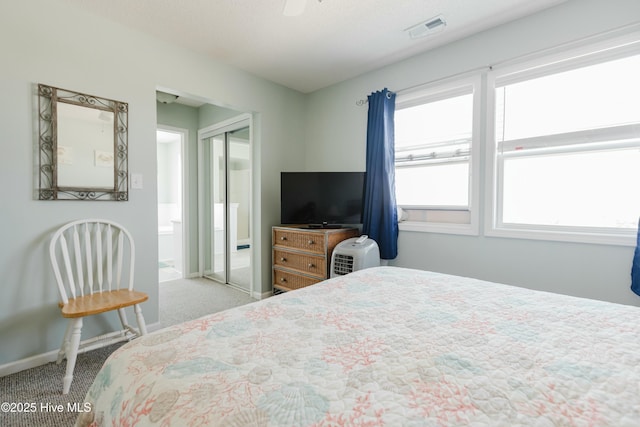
[0,277,256,427]
[159,277,256,327]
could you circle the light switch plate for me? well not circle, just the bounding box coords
[131,173,143,189]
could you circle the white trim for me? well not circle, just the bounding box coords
[146,321,163,333]
[395,75,482,236]
[0,349,59,377]
[399,220,478,236]
[396,68,489,105]
[0,322,162,377]
[467,73,482,237]
[492,26,640,82]
[485,226,636,247]
[252,290,273,300]
[197,134,205,278]
[484,70,500,242]
[198,114,254,296]
[396,75,478,108]
[485,32,640,247]
[198,114,253,140]
[495,41,640,88]
[499,129,640,156]
[157,125,189,279]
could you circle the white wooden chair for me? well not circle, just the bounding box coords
[49,219,148,394]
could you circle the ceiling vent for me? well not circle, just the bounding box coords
[406,15,447,39]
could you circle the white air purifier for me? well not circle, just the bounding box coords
[330,235,380,278]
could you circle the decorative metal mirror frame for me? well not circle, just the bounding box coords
[38,84,129,200]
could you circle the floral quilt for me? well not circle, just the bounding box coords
[79,267,640,426]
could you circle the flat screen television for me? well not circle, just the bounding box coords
[280,172,366,227]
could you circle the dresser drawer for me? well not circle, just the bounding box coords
[273,229,324,254]
[272,225,358,293]
[273,269,322,291]
[273,249,326,278]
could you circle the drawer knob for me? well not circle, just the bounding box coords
[280,277,287,282]
[280,236,287,241]
[280,257,287,262]
[308,263,315,268]
[308,240,314,245]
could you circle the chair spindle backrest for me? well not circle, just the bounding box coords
[50,219,136,304]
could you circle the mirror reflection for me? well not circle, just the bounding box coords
[38,84,128,201]
[56,102,115,188]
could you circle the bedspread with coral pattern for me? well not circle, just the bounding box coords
[78,266,640,426]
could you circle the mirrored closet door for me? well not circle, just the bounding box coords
[198,118,251,293]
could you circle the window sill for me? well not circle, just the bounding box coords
[485,225,636,247]
[399,220,478,236]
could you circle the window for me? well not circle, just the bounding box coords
[489,41,640,245]
[394,77,480,234]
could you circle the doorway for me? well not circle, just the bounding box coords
[157,127,186,282]
[198,116,252,293]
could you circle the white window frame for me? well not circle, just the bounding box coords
[485,33,640,246]
[395,75,481,236]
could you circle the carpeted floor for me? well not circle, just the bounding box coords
[0,277,256,427]
[0,342,125,427]
[158,276,255,328]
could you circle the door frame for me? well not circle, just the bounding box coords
[197,113,253,295]
[157,125,189,280]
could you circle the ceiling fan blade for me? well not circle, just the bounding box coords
[283,0,307,16]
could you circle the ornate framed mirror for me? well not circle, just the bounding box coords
[38,84,128,200]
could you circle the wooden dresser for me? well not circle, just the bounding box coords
[272,225,359,293]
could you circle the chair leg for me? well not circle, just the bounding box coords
[62,317,83,395]
[117,307,129,330]
[57,320,73,364]
[134,304,147,335]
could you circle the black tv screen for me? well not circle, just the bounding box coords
[280,172,366,226]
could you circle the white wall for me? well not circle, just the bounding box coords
[0,0,305,366]
[304,0,640,306]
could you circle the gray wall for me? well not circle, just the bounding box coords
[2,0,638,370]
[0,0,305,366]
[303,0,640,306]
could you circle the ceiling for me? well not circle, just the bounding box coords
[58,0,567,94]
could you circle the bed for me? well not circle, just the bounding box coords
[78,266,640,426]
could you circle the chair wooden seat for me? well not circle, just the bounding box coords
[59,290,148,318]
[50,219,148,394]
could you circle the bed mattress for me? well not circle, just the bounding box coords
[79,266,640,426]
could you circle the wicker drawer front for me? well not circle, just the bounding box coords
[272,226,358,293]
[273,249,326,278]
[273,269,321,291]
[273,229,324,254]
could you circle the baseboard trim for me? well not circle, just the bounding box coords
[0,349,59,377]
[146,321,163,333]
[0,321,162,377]
[253,290,273,300]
